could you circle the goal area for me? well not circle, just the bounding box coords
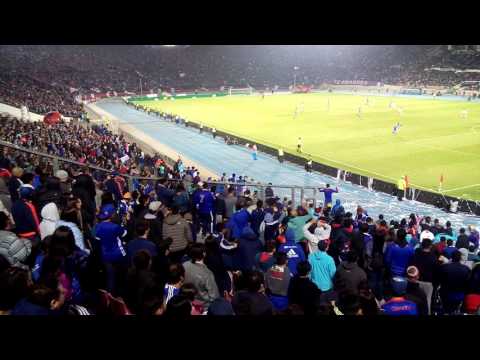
[228,87,254,96]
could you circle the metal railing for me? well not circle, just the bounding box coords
[0,140,319,205]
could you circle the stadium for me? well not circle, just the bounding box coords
[0,44,480,316]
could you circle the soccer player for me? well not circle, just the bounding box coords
[252,144,258,160]
[460,109,468,119]
[296,137,303,153]
[199,123,204,134]
[327,98,330,112]
[212,127,217,139]
[262,91,265,100]
[357,106,362,119]
[318,184,339,208]
[392,122,401,135]
[365,97,369,106]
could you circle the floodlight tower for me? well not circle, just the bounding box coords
[293,66,299,89]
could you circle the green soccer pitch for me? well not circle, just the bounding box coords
[133,92,480,201]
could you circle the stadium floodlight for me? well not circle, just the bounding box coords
[293,66,300,88]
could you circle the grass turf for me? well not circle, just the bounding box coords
[133,92,480,201]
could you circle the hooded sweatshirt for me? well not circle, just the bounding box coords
[39,203,60,240]
[278,228,306,276]
[308,249,336,291]
[331,199,345,218]
[303,222,331,254]
[227,208,251,240]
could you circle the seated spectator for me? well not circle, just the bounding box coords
[0,211,32,269]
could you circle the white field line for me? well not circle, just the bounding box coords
[443,183,480,193]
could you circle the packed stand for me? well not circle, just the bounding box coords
[1,144,479,315]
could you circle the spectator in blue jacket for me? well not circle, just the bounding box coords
[226,200,251,240]
[250,200,265,237]
[237,226,263,273]
[93,204,128,295]
[278,228,306,276]
[385,229,414,277]
[155,178,175,208]
[193,182,215,236]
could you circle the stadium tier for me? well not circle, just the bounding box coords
[0,45,480,317]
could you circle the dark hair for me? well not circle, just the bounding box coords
[296,261,311,277]
[396,228,407,246]
[204,235,220,255]
[440,236,446,242]
[446,221,451,227]
[27,284,61,309]
[21,172,35,184]
[318,241,328,252]
[264,240,276,253]
[378,214,384,220]
[346,250,358,263]
[0,267,31,311]
[164,295,191,318]
[245,270,264,293]
[179,283,197,301]
[45,176,61,191]
[60,208,81,227]
[460,228,466,234]
[38,256,63,290]
[0,212,9,230]
[451,250,462,263]
[49,226,76,257]
[274,252,288,266]
[101,192,115,207]
[133,250,151,270]
[360,223,369,233]
[158,237,173,254]
[189,243,205,262]
[135,220,149,237]
[167,263,185,284]
[419,235,432,248]
[447,239,454,246]
[256,199,263,208]
[337,292,361,315]
[169,205,179,215]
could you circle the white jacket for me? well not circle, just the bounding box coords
[39,202,60,240]
[303,222,331,253]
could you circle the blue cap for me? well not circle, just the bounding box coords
[98,204,116,220]
[19,186,35,199]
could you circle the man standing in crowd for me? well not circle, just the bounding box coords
[318,184,338,209]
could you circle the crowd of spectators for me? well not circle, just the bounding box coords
[0,117,479,315]
[2,45,480,121]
